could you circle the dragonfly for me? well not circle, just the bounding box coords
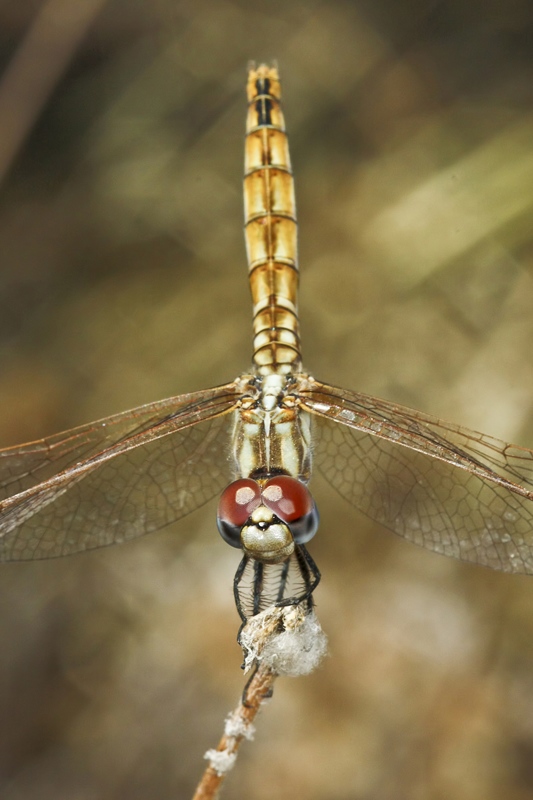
[1,64,533,622]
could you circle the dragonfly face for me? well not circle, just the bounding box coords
[0,63,533,623]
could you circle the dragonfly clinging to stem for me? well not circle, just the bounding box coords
[1,64,533,623]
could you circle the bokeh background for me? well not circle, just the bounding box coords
[1,1,533,798]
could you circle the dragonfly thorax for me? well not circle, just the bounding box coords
[258,373,288,412]
[232,374,312,482]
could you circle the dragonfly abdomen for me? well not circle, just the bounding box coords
[244,64,301,375]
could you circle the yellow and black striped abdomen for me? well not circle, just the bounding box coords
[244,64,301,375]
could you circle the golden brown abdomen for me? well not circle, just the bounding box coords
[245,64,301,375]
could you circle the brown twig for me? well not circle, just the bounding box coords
[192,604,328,799]
[191,664,276,800]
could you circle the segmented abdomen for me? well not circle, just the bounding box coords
[244,64,301,375]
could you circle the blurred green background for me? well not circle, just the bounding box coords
[1,1,533,798]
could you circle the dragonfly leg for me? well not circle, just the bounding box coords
[233,554,251,625]
[233,555,274,626]
[274,544,321,613]
[275,558,291,603]
[234,546,321,632]
[252,559,265,617]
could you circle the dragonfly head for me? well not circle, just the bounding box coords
[217,476,319,564]
[240,504,295,563]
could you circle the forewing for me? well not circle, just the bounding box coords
[0,384,237,499]
[0,383,240,561]
[300,380,533,574]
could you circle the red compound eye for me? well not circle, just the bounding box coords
[217,479,262,547]
[262,476,319,543]
[262,476,313,521]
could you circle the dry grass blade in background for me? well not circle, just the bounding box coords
[0,0,108,185]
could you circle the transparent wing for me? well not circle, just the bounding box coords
[300,379,533,574]
[0,383,241,561]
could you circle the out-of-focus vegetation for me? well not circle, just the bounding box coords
[1,1,533,798]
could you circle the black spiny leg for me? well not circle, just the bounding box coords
[275,545,321,613]
[276,558,291,603]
